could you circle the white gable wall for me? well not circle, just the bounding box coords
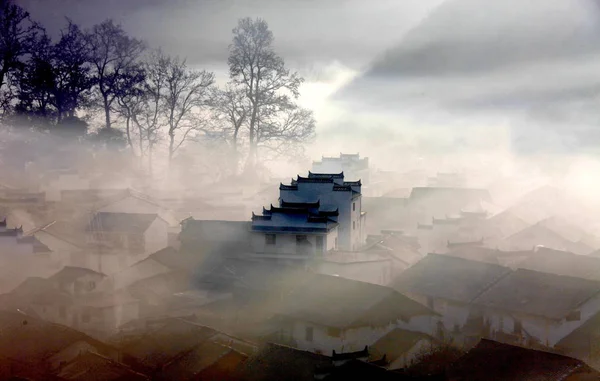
[144,218,169,255]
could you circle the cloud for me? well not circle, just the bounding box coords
[334,0,600,153]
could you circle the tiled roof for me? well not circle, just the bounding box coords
[447,339,598,381]
[276,273,435,329]
[85,212,161,233]
[472,269,600,320]
[371,329,437,364]
[58,351,149,381]
[48,266,106,284]
[516,247,600,280]
[236,343,330,381]
[307,171,344,179]
[391,254,511,304]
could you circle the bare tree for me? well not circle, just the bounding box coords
[212,85,248,173]
[163,56,214,164]
[256,106,316,162]
[130,49,170,173]
[0,0,42,116]
[227,17,303,171]
[85,19,145,130]
[51,20,94,123]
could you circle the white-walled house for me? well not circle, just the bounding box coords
[391,254,512,346]
[86,212,169,257]
[312,153,370,185]
[269,273,438,354]
[251,202,339,259]
[471,268,600,348]
[278,172,366,251]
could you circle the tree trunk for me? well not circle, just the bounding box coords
[168,132,175,167]
[103,94,111,129]
[125,115,134,155]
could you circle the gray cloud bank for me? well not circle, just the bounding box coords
[336,0,600,154]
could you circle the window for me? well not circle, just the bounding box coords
[353,202,356,212]
[296,235,308,243]
[82,310,91,323]
[265,234,276,245]
[352,221,356,230]
[59,306,67,319]
[88,281,96,291]
[305,326,314,342]
[327,327,341,337]
[316,236,324,252]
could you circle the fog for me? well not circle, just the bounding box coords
[3,0,600,380]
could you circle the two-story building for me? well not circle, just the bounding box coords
[276,172,366,251]
[250,202,340,260]
[85,212,169,256]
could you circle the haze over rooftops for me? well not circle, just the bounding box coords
[48,266,106,283]
[85,212,161,233]
[472,268,600,320]
[391,254,511,303]
[276,273,435,329]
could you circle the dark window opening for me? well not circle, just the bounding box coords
[353,202,356,211]
[265,234,276,245]
[353,221,356,230]
[305,326,314,342]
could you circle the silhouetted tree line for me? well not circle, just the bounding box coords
[0,0,315,173]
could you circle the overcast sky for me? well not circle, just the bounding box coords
[16,0,600,161]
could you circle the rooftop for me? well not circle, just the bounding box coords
[391,254,511,304]
[472,268,600,320]
[85,212,162,233]
[48,266,107,284]
[276,273,436,329]
[447,339,598,381]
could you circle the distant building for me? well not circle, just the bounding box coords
[391,254,511,346]
[85,212,169,257]
[471,268,600,348]
[312,153,369,184]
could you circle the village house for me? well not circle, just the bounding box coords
[362,231,423,277]
[0,219,59,291]
[312,153,370,185]
[0,310,124,379]
[85,212,169,263]
[513,247,600,280]
[471,268,600,348]
[499,220,595,255]
[391,254,512,346]
[267,273,438,354]
[277,172,366,251]
[251,202,340,260]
